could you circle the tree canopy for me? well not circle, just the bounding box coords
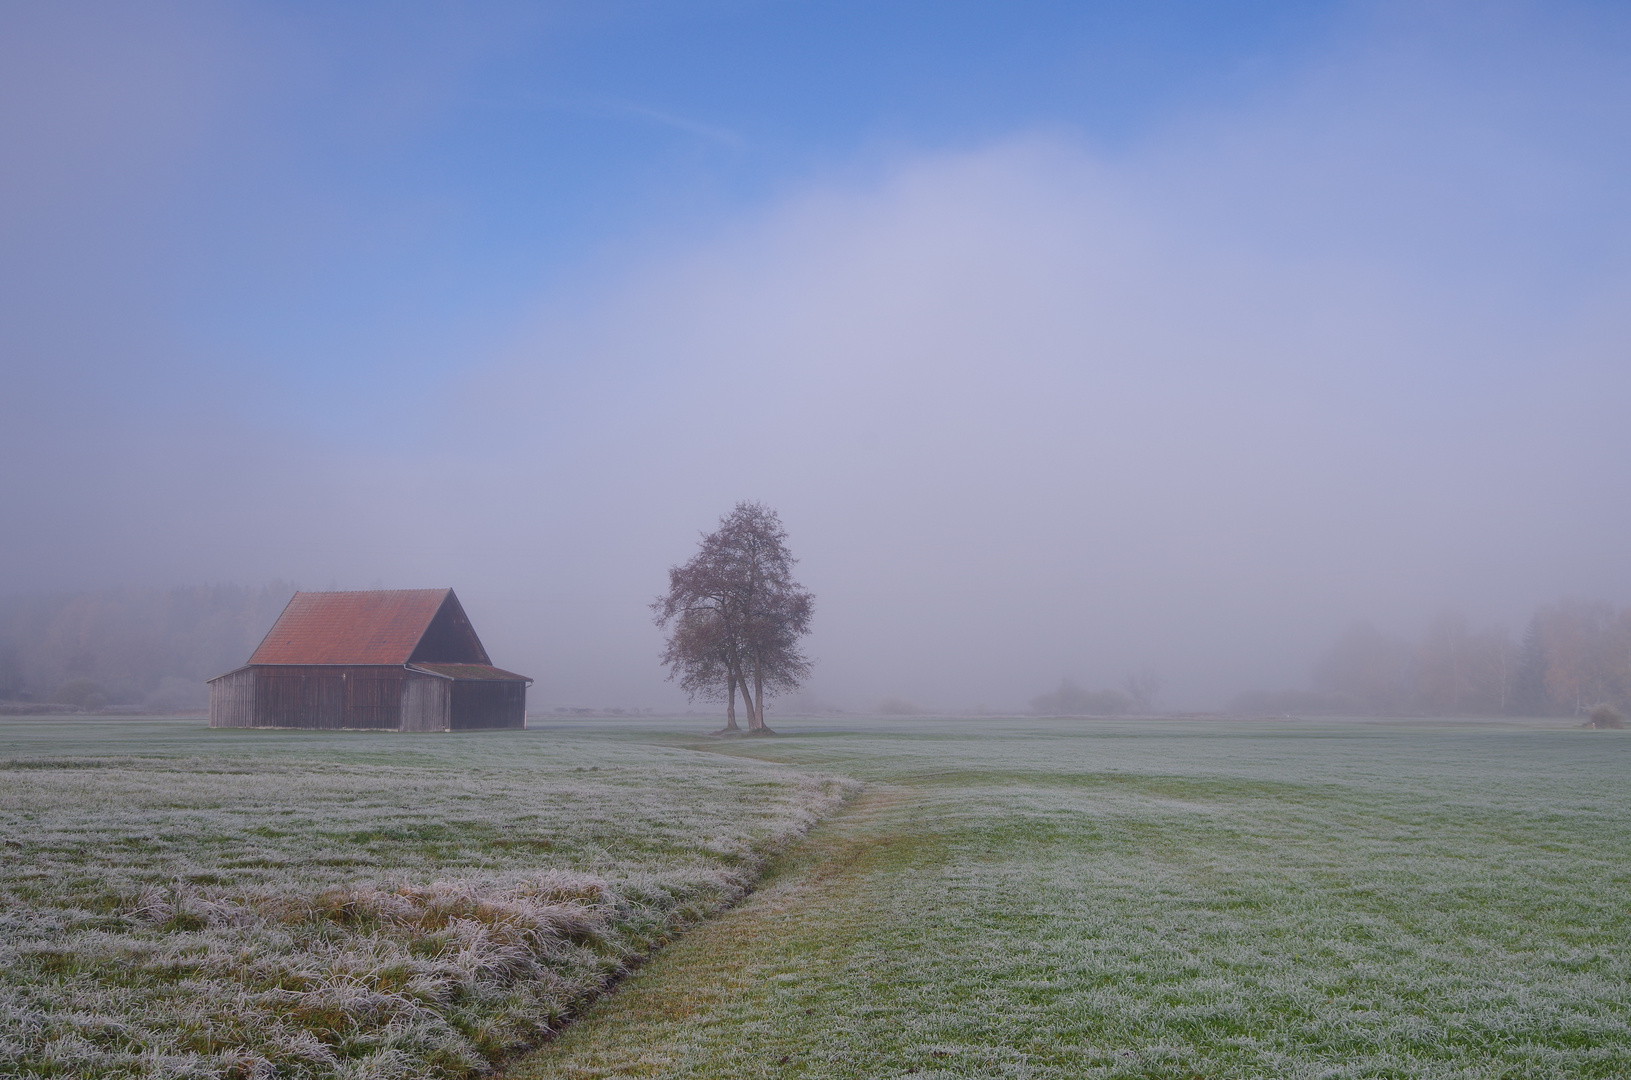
[653,502,813,734]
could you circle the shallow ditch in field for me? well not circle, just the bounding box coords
[0,722,860,1080]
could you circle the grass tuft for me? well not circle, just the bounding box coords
[0,721,857,1079]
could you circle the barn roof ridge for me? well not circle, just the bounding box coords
[298,587,452,594]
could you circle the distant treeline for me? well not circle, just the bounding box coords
[0,584,296,710]
[1030,680,1134,716]
[1236,598,1631,717]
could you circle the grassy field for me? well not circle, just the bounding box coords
[0,718,854,1079]
[506,717,1631,1080]
[3,717,1627,1079]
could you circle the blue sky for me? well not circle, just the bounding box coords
[11,2,1348,407]
[4,1,1631,708]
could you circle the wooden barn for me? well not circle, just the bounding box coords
[208,589,531,731]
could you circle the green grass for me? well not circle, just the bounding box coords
[505,717,1631,1079]
[5,716,1628,1078]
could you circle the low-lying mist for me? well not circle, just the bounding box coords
[4,583,1626,721]
[3,8,1629,714]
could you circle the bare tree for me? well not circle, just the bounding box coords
[653,542,749,732]
[1121,667,1163,714]
[656,605,740,729]
[653,502,814,734]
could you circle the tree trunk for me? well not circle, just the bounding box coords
[731,659,758,732]
[748,660,774,734]
[721,672,740,732]
[743,658,763,731]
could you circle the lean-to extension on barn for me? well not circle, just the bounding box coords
[208,589,531,730]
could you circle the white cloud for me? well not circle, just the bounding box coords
[414,113,1631,708]
[6,2,1631,710]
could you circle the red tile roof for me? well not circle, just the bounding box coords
[409,663,532,682]
[250,589,457,665]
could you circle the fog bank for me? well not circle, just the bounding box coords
[4,3,1630,711]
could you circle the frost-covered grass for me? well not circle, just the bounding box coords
[513,717,1631,1079]
[0,718,856,1079]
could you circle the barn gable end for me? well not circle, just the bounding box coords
[407,592,491,665]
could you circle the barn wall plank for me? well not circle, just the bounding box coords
[345,671,403,729]
[207,668,256,728]
[401,675,450,731]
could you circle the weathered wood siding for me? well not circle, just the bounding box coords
[344,671,404,729]
[450,680,526,730]
[208,668,257,728]
[401,674,450,731]
[208,664,522,730]
[255,667,344,728]
[214,666,402,729]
